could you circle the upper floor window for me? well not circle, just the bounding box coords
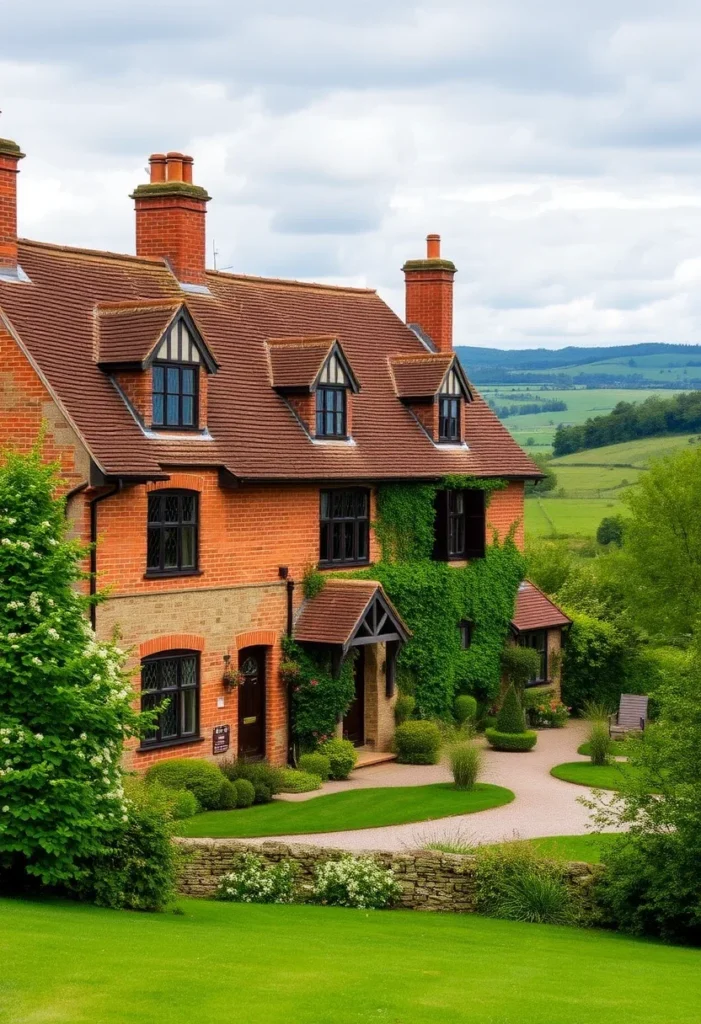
[151,318,201,429]
[147,490,198,576]
[438,367,462,443]
[320,488,369,566]
[316,386,346,438]
[460,620,473,649]
[140,650,200,748]
[518,630,547,685]
[433,488,485,561]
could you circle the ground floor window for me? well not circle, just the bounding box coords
[518,630,547,685]
[140,650,200,748]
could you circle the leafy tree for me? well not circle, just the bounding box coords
[591,646,701,943]
[621,447,701,639]
[0,449,145,886]
[561,610,634,713]
[596,515,625,547]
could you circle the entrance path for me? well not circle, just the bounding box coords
[265,720,615,852]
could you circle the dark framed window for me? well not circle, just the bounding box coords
[316,386,347,438]
[147,490,198,576]
[460,620,473,650]
[140,650,200,749]
[518,630,548,685]
[320,488,369,566]
[433,489,485,561]
[152,363,198,429]
[438,395,460,442]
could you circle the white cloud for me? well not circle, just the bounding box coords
[3,0,701,346]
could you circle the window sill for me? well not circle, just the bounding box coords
[144,569,204,580]
[318,560,372,571]
[137,735,204,754]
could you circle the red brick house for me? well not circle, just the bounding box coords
[0,138,568,768]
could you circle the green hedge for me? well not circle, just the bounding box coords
[485,729,538,752]
[145,759,225,810]
[394,721,442,764]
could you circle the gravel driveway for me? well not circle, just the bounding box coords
[264,720,615,852]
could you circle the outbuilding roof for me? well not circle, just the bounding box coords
[294,579,410,651]
[511,581,571,632]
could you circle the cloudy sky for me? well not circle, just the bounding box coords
[3,1,701,349]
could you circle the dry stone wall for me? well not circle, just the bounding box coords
[176,838,599,913]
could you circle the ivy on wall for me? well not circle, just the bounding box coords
[282,638,355,751]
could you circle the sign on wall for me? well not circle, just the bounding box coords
[212,725,230,755]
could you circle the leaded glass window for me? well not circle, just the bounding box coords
[140,651,200,748]
[146,490,198,575]
[319,488,369,566]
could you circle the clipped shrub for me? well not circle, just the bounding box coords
[75,803,180,912]
[394,693,416,725]
[449,741,482,789]
[501,646,541,691]
[218,780,239,810]
[216,853,298,904]
[485,729,537,752]
[278,769,322,793]
[589,721,611,766]
[454,694,477,725]
[394,720,442,764]
[312,854,400,909]
[234,778,256,808]
[145,758,225,811]
[298,752,331,782]
[220,759,283,803]
[496,685,527,733]
[319,738,358,780]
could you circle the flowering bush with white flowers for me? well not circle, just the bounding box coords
[312,855,401,909]
[216,853,298,904]
[0,447,153,891]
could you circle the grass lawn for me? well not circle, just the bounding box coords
[177,783,514,839]
[3,898,701,1024]
[578,739,637,757]
[525,496,621,538]
[550,761,653,792]
[527,834,624,863]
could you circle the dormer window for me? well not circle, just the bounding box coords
[152,319,202,429]
[268,336,360,441]
[438,367,462,443]
[315,351,351,438]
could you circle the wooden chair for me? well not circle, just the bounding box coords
[609,694,648,738]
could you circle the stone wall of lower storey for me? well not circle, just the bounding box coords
[97,581,289,769]
[176,838,600,914]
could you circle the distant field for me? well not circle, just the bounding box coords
[523,351,701,385]
[478,386,688,450]
[524,433,701,538]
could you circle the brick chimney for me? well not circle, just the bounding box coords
[0,139,25,274]
[402,234,457,353]
[131,151,211,287]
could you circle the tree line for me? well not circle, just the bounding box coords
[489,399,567,418]
[552,391,701,455]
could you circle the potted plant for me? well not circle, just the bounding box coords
[222,655,244,691]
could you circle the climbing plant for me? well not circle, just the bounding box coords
[282,638,355,751]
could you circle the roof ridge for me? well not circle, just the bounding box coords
[19,238,171,270]
[207,267,376,296]
[390,352,452,363]
[267,335,337,347]
[96,298,182,315]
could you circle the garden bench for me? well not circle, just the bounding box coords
[609,694,648,738]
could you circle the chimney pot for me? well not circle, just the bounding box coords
[182,155,194,184]
[426,233,441,259]
[165,152,184,182]
[149,154,167,183]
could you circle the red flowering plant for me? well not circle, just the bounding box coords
[531,699,570,728]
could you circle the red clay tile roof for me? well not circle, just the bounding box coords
[390,353,456,398]
[267,336,336,390]
[96,299,182,366]
[511,581,571,632]
[0,239,543,481]
[294,579,409,647]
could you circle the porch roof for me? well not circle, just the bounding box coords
[511,580,571,633]
[294,579,411,652]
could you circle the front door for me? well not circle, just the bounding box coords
[343,647,365,746]
[237,646,266,759]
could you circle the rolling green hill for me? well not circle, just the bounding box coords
[524,433,701,539]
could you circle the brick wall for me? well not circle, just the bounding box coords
[403,267,455,354]
[134,194,207,287]
[487,482,525,549]
[0,145,22,270]
[176,837,601,912]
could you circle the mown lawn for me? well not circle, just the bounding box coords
[578,739,637,758]
[550,761,654,792]
[3,898,700,1024]
[527,834,624,863]
[177,783,513,838]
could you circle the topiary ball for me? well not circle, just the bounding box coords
[485,728,538,752]
[298,752,331,782]
[145,758,226,811]
[218,779,239,810]
[234,778,256,808]
[319,738,358,780]
[394,720,442,765]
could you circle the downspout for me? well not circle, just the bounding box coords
[285,576,296,764]
[89,482,121,632]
